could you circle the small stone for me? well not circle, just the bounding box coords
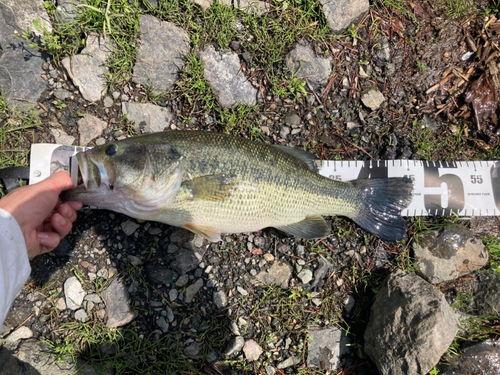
[156,316,169,333]
[169,289,178,302]
[85,293,102,304]
[55,297,66,310]
[50,127,76,145]
[280,126,290,139]
[214,290,228,309]
[243,339,263,361]
[112,91,120,99]
[75,309,89,323]
[95,137,106,146]
[101,279,138,328]
[237,286,248,296]
[175,274,189,288]
[185,279,204,303]
[361,88,385,111]
[6,326,33,343]
[184,342,203,359]
[298,269,313,284]
[277,356,301,369]
[127,255,141,266]
[285,113,301,126]
[103,96,113,107]
[64,276,86,310]
[224,336,245,356]
[121,220,141,236]
[263,253,274,262]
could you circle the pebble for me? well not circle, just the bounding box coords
[297,269,313,284]
[156,316,169,333]
[75,309,89,323]
[103,96,114,107]
[127,255,141,266]
[95,137,106,146]
[277,356,301,369]
[121,220,141,236]
[243,339,263,361]
[263,253,274,262]
[213,290,228,309]
[64,276,86,310]
[224,336,245,356]
[6,326,33,343]
[280,126,290,139]
[55,297,66,311]
[184,279,203,303]
[237,286,248,296]
[175,275,189,288]
[166,306,174,322]
[169,289,178,301]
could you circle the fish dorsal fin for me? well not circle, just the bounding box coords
[184,223,221,242]
[181,174,237,202]
[275,215,330,240]
[271,145,318,172]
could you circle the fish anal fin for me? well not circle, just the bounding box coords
[182,174,237,202]
[275,215,329,240]
[271,145,319,172]
[184,223,221,242]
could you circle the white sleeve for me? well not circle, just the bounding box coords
[0,208,31,327]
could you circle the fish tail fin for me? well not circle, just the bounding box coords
[349,177,413,242]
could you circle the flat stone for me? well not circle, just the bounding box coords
[285,113,301,126]
[101,279,137,328]
[55,0,81,25]
[254,260,292,288]
[62,34,113,102]
[364,270,459,375]
[145,266,177,286]
[53,89,72,100]
[285,43,332,88]
[199,45,257,108]
[121,102,173,133]
[133,15,189,93]
[121,220,141,236]
[103,96,113,108]
[64,276,86,310]
[85,293,102,304]
[127,255,141,266]
[319,0,369,33]
[307,327,349,369]
[77,114,107,146]
[414,226,488,283]
[171,248,200,275]
[361,88,385,111]
[243,339,263,361]
[277,356,301,369]
[50,127,76,145]
[475,272,500,316]
[185,278,204,303]
[0,0,51,107]
[6,326,33,343]
[233,0,269,15]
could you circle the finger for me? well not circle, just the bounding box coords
[40,171,75,194]
[66,200,83,211]
[50,212,72,239]
[37,232,61,252]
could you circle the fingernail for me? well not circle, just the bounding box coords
[58,217,68,226]
[38,233,49,240]
[63,205,73,218]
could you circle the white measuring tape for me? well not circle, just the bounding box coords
[317,160,500,217]
[29,144,499,217]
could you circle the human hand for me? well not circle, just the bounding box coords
[0,171,82,259]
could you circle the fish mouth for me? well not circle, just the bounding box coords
[76,152,103,190]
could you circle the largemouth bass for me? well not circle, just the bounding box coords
[63,131,413,241]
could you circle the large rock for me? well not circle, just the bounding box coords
[285,43,332,89]
[442,339,500,375]
[133,15,189,93]
[0,0,51,107]
[199,45,257,108]
[121,102,173,133]
[62,34,113,102]
[413,226,488,283]
[319,0,369,33]
[364,270,459,375]
[475,272,500,316]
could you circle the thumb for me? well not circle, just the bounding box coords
[38,171,75,193]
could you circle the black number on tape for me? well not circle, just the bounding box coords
[423,163,465,215]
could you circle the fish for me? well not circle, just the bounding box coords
[62,131,413,242]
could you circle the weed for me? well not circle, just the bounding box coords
[52,100,67,110]
[416,59,426,72]
[440,0,477,18]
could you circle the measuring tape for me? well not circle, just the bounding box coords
[317,160,500,217]
[28,144,499,217]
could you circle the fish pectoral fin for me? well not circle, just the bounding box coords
[271,144,319,172]
[275,215,330,240]
[183,223,221,242]
[182,174,237,202]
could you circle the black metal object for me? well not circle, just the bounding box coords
[0,166,30,195]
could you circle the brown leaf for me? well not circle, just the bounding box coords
[465,72,499,130]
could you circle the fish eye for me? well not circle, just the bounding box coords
[105,144,118,156]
